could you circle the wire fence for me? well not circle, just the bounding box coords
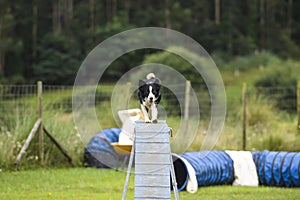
[0,84,297,131]
[0,83,299,124]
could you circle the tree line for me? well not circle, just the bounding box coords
[0,0,299,84]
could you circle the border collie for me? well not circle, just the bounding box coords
[138,73,161,123]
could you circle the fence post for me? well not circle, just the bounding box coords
[37,81,44,165]
[297,81,300,130]
[126,82,132,109]
[242,83,247,150]
[15,119,42,169]
[184,80,191,134]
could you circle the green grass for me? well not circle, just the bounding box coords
[0,168,299,200]
[0,168,127,200]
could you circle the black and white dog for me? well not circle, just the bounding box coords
[138,73,161,123]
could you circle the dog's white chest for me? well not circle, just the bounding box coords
[144,101,152,109]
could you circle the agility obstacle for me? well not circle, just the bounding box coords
[84,130,300,193]
[122,121,179,200]
[252,150,300,187]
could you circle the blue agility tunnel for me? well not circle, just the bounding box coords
[84,129,300,190]
[252,150,300,187]
[84,128,124,168]
[172,151,235,191]
[181,151,234,186]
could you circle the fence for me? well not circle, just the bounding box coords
[0,82,299,124]
[0,82,299,155]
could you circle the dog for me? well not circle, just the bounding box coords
[138,73,161,123]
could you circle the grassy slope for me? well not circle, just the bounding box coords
[215,59,300,151]
[0,168,299,200]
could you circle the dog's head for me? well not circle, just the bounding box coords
[138,78,161,105]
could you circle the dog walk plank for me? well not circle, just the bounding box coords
[134,121,171,200]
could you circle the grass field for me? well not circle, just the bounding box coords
[0,168,299,200]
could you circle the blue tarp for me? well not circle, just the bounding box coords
[84,128,122,168]
[252,150,300,187]
[181,151,234,187]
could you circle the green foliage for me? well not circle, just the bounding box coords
[246,96,276,129]
[143,46,206,84]
[33,33,81,84]
[224,51,277,71]
[272,29,300,58]
[0,105,83,170]
[262,134,285,151]
[254,64,297,112]
[233,88,290,152]
[215,88,300,152]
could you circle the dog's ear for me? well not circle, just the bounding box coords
[139,80,145,87]
[155,94,161,104]
[153,79,160,90]
[154,83,160,90]
[154,78,160,84]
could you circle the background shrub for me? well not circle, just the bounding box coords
[254,63,297,113]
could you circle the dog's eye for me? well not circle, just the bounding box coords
[144,91,149,96]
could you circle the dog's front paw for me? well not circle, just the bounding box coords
[145,119,151,123]
[152,119,158,123]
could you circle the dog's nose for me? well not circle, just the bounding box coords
[149,97,153,101]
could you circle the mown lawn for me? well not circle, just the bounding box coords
[0,168,299,200]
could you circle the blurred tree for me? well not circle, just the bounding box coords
[89,0,95,32]
[33,33,80,84]
[32,0,38,67]
[52,0,73,34]
[0,0,300,84]
[0,2,23,82]
[143,46,206,84]
[215,0,220,25]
